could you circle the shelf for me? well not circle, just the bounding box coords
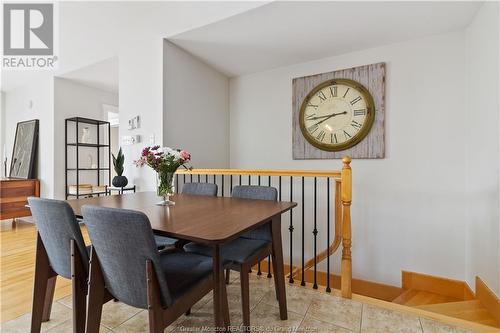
[67,168,110,171]
[67,191,108,196]
[66,117,110,125]
[66,143,110,148]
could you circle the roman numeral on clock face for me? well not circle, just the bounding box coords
[308,124,319,134]
[354,109,366,116]
[329,86,337,97]
[307,103,319,109]
[317,91,327,101]
[331,133,338,144]
[316,130,326,142]
[350,96,362,105]
[351,120,362,129]
[343,130,351,139]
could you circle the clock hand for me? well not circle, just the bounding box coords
[308,111,348,121]
[312,111,347,126]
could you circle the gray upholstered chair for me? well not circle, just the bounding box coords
[28,197,89,333]
[82,205,229,333]
[154,182,218,249]
[184,185,277,329]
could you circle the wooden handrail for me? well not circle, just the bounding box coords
[177,168,341,178]
[175,158,353,299]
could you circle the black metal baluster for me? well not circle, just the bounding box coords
[190,174,193,182]
[301,177,305,286]
[221,175,224,197]
[205,174,208,183]
[258,175,261,186]
[270,176,282,279]
[326,177,331,292]
[175,174,179,194]
[230,175,233,192]
[197,174,200,182]
[239,175,242,185]
[248,175,251,185]
[289,176,294,283]
[213,175,216,184]
[313,177,318,289]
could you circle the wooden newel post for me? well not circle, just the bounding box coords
[340,156,352,298]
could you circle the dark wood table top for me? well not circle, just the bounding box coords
[66,192,296,245]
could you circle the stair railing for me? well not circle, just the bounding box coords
[176,156,353,298]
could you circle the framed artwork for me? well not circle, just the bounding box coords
[292,62,385,159]
[9,119,39,179]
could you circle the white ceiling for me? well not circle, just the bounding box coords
[168,1,482,77]
[1,1,268,91]
[60,57,119,94]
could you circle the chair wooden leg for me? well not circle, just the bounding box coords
[71,239,87,333]
[86,247,106,333]
[271,215,287,320]
[221,276,230,329]
[146,260,164,333]
[31,233,57,333]
[185,308,191,316]
[225,269,230,284]
[42,276,57,321]
[240,265,250,330]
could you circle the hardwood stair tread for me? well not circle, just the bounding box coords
[392,289,461,306]
[416,300,500,328]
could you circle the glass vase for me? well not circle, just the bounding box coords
[156,171,176,206]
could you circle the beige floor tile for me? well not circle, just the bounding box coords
[44,319,111,332]
[249,302,304,332]
[261,284,317,315]
[100,301,143,329]
[306,292,362,332]
[57,295,73,309]
[419,318,477,333]
[298,314,357,333]
[113,310,182,333]
[0,302,72,333]
[361,304,422,333]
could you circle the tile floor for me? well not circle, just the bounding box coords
[0,274,478,333]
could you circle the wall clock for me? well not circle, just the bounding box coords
[292,62,385,159]
[299,78,375,152]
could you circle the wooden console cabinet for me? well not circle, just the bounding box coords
[0,178,40,220]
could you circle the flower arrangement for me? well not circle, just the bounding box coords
[134,145,192,205]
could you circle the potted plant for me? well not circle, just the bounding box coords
[112,147,128,188]
[134,145,191,205]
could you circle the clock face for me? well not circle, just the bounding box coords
[299,79,375,152]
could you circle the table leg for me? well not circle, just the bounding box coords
[271,215,288,320]
[212,244,224,328]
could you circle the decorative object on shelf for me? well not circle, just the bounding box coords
[65,117,111,199]
[10,119,39,179]
[81,127,91,143]
[292,62,385,159]
[134,145,191,206]
[128,115,140,130]
[68,184,93,195]
[112,147,128,188]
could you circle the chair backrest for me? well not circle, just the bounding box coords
[27,197,89,279]
[232,185,277,241]
[182,182,218,196]
[81,205,172,309]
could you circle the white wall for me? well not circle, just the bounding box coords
[2,77,55,198]
[465,2,500,295]
[119,39,164,192]
[54,78,118,199]
[163,40,229,168]
[229,32,468,287]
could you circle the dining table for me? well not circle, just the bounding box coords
[66,191,297,329]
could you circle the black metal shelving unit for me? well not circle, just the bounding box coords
[65,117,111,199]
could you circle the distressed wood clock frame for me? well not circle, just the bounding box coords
[293,62,385,159]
